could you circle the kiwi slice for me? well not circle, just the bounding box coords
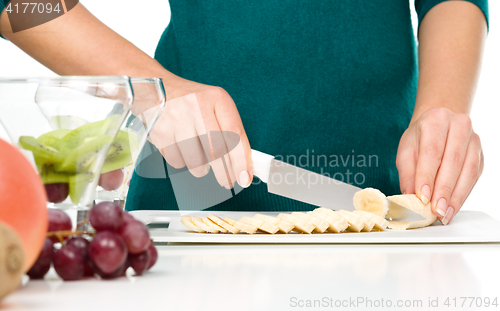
[101,130,139,173]
[35,158,70,184]
[37,129,71,147]
[54,115,120,155]
[69,173,94,205]
[55,135,113,174]
[18,136,64,162]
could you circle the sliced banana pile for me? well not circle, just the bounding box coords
[180,208,389,234]
[181,187,438,234]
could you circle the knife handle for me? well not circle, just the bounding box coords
[251,149,274,183]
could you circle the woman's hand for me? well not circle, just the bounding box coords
[396,108,484,225]
[149,80,253,189]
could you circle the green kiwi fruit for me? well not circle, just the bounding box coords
[37,129,71,147]
[54,115,120,155]
[35,158,70,184]
[55,135,113,173]
[18,136,64,162]
[101,130,139,173]
[69,173,94,205]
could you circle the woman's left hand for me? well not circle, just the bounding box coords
[396,107,484,225]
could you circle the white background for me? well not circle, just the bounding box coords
[0,1,499,220]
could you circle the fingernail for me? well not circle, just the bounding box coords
[442,206,455,226]
[238,170,250,188]
[420,185,431,204]
[436,198,447,217]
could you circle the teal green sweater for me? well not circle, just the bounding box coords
[0,0,488,212]
[125,0,488,212]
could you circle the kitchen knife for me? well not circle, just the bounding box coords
[251,149,425,222]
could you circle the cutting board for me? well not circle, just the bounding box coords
[129,210,500,244]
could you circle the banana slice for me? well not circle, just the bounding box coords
[313,208,350,231]
[336,210,364,232]
[291,212,329,233]
[386,194,437,230]
[309,210,348,233]
[224,217,258,234]
[353,187,389,218]
[202,217,228,233]
[254,214,294,233]
[240,216,279,234]
[353,210,388,231]
[180,216,205,233]
[208,213,240,234]
[191,216,219,233]
[349,211,375,232]
[254,214,279,225]
[277,213,314,234]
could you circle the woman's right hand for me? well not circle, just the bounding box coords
[148,80,253,189]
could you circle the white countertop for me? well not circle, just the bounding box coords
[3,243,500,311]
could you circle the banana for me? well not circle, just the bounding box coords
[224,217,258,234]
[336,210,365,232]
[277,214,315,234]
[353,210,388,231]
[202,217,228,233]
[350,211,375,232]
[208,213,240,234]
[386,194,438,230]
[240,216,279,234]
[313,208,350,231]
[353,187,389,218]
[309,210,348,233]
[254,214,294,233]
[180,216,205,233]
[191,216,220,233]
[291,212,329,233]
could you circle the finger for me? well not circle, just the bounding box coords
[445,133,483,225]
[430,114,472,217]
[174,120,210,178]
[396,130,417,194]
[189,94,236,188]
[414,109,451,205]
[214,93,253,188]
[149,106,186,169]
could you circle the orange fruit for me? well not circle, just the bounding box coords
[0,138,48,272]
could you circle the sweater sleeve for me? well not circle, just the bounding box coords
[415,0,489,30]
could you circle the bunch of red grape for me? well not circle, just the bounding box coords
[27,202,158,281]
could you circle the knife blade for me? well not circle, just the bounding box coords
[251,149,425,222]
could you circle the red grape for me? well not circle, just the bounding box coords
[66,237,89,258]
[117,220,151,254]
[48,209,72,242]
[89,201,123,231]
[90,257,129,279]
[122,211,135,224]
[89,231,127,274]
[45,183,69,203]
[98,169,124,191]
[27,238,54,279]
[146,243,158,270]
[129,250,150,276]
[53,245,85,281]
